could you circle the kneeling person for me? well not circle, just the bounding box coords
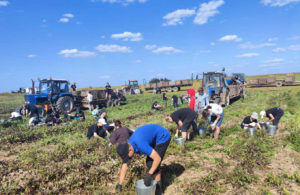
[87,118,110,141]
[241,112,261,129]
[116,124,171,193]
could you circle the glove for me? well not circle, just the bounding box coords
[144,173,152,186]
[115,183,122,192]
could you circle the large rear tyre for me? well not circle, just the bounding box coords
[56,96,74,113]
[276,81,283,87]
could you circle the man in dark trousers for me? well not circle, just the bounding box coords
[260,107,284,126]
[70,82,77,91]
[172,95,178,109]
[163,93,168,108]
[165,108,198,141]
[115,124,170,194]
[110,120,133,145]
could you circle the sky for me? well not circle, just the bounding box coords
[0,0,300,92]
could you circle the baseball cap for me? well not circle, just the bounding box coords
[251,112,258,120]
[260,111,266,119]
[97,118,107,125]
[117,143,130,163]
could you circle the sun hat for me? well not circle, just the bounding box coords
[260,110,266,119]
[251,112,258,120]
[97,118,107,125]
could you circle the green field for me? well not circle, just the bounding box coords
[0,83,300,194]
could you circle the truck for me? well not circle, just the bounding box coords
[122,80,143,94]
[248,74,300,87]
[202,72,246,106]
[144,79,193,92]
[24,78,125,114]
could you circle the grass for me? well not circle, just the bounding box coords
[0,82,300,194]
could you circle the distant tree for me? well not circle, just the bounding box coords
[149,78,160,83]
[160,78,170,82]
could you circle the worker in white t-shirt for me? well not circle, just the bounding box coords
[202,103,224,140]
[10,112,22,121]
[87,91,93,112]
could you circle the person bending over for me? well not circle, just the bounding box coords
[241,112,261,129]
[202,104,224,140]
[260,107,284,126]
[87,118,110,141]
[110,120,133,145]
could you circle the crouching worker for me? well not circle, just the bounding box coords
[241,112,261,129]
[87,118,110,141]
[110,120,133,145]
[115,124,171,194]
[152,101,162,111]
[260,107,284,126]
[202,104,224,140]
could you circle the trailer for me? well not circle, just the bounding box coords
[248,75,300,87]
[144,79,193,92]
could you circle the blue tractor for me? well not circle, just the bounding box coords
[202,72,245,106]
[24,79,75,114]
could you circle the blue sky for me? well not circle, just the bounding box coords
[0,0,300,92]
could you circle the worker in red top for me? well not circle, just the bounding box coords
[187,88,196,110]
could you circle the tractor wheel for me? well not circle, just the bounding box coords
[276,81,283,87]
[106,100,113,107]
[56,96,74,113]
[167,87,172,92]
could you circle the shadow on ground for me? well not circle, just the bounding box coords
[161,163,185,192]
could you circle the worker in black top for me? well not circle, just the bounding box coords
[70,82,77,91]
[105,82,111,99]
[165,108,198,141]
[22,104,39,117]
[87,118,110,141]
[163,93,168,108]
[241,112,261,129]
[172,95,178,109]
[260,107,284,126]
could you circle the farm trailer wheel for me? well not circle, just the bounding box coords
[276,81,283,87]
[172,87,179,92]
[56,96,74,113]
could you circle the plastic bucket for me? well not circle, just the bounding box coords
[199,127,206,135]
[248,127,255,136]
[135,179,157,195]
[268,125,277,136]
[175,138,185,146]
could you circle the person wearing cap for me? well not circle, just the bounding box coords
[195,87,209,114]
[86,118,110,140]
[115,124,170,194]
[165,108,198,140]
[241,112,261,129]
[202,103,224,140]
[110,120,133,145]
[260,107,284,126]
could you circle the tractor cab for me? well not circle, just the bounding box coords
[39,79,70,94]
[202,72,228,104]
[129,80,139,88]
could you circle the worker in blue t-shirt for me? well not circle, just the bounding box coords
[115,124,171,194]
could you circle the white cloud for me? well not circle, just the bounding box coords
[239,42,276,49]
[135,59,142,63]
[59,49,96,58]
[145,44,182,54]
[145,45,157,50]
[0,1,9,7]
[260,58,285,68]
[147,46,182,54]
[111,32,143,41]
[288,35,300,40]
[162,9,196,26]
[95,44,132,53]
[91,0,147,4]
[261,0,300,7]
[219,35,242,42]
[273,45,300,52]
[268,37,278,42]
[194,0,224,25]
[210,42,216,46]
[63,13,74,18]
[59,18,70,23]
[101,35,105,39]
[27,54,37,58]
[99,75,111,79]
[236,53,260,58]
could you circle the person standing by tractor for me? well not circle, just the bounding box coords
[165,108,198,140]
[260,107,284,126]
[163,93,168,108]
[87,91,93,112]
[115,124,170,194]
[70,82,77,92]
[195,88,209,114]
[105,82,111,99]
[202,103,224,140]
[187,88,196,110]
